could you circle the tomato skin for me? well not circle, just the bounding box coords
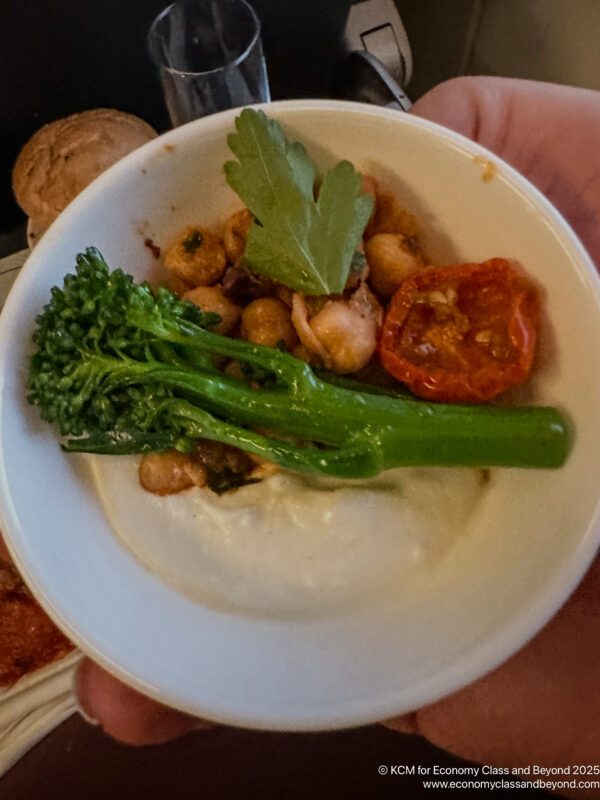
[379,259,539,403]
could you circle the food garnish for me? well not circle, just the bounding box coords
[224,109,373,295]
[27,248,570,475]
[380,259,539,403]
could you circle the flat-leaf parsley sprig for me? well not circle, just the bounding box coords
[224,109,374,296]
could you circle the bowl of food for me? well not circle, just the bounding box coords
[0,100,599,730]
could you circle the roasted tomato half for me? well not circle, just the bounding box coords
[379,259,539,403]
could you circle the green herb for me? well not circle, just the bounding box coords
[181,229,204,254]
[350,250,367,274]
[27,248,571,476]
[224,109,373,296]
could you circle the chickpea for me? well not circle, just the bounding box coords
[162,273,193,297]
[291,284,381,374]
[221,360,244,381]
[139,451,206,495]
[292,343,312,363]
[182,285,241,336]
[274,283,294,308]
[241,297,299,350]
[361,174,378,202]
[309,299,378,374]
[364,232,424,298]
[164,226,226,286]
[223,208,254,263]
[361,174,378,232]
[247,453,279,481]
[365,188,421,239]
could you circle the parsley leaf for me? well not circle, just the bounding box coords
[224,109,373,296]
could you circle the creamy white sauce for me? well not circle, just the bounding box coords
[91,457,486,616]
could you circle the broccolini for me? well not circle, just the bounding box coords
[27,248,571,477]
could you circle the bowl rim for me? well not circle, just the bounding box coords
[1,99,600,730]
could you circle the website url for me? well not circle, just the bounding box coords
[422,779,600,791]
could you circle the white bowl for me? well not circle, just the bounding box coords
[1,100,600,730]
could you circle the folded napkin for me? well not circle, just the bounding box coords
[0,248,29,310]
[0,651,82,776]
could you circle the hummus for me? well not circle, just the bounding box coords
[92,457,486,616]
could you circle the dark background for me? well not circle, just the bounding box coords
[0,0,351,238]
[2,715,552,800]
[3,0,599,245]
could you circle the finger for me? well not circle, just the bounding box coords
[411,76,600,267]
[382,712,419,735]
[75,658,214,745]
[411,75,598,165]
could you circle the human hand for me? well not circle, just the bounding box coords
[384,77,600,797]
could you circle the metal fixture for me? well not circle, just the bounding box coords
[342,0,412,110]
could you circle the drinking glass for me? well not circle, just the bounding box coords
[148,0,271,126]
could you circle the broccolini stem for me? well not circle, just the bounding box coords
[127,305,316,390]
[31,250,572,476]
[66,398,381,478]
[127,306,571,468]
[166,398,382,477]
[79,353,570,470]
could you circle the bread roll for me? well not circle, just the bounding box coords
[12,108,157,245]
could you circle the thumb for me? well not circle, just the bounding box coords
[75,658,214,745]
[411,76,600,268]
